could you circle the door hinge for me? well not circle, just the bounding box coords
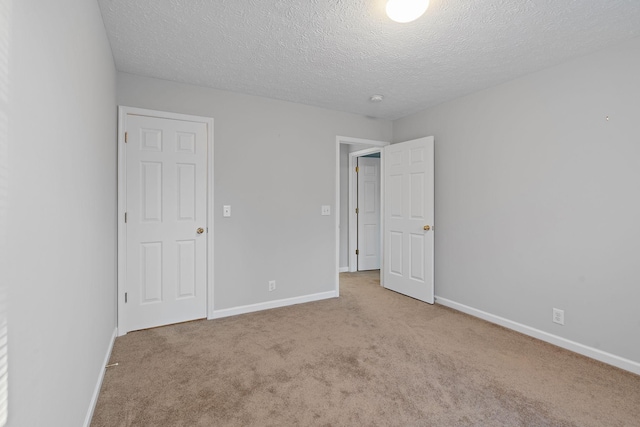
[355,249,359,255]
[124,132,128,143]
[355,166,359,173]
[124,212,127,223]
[124,292,128,303]
[355,208,359,214]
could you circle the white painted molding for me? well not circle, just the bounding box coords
[336,135,389,147]
[436,296,640,376]
[348,152,356,272]
[210,291,337,320]
[84,328,117,427]
[339,267,349,273]
[350,147,385,157]
[206,113,216,327]
[117,107,127,336]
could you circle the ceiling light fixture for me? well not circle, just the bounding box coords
[370,94,384,102]
[386,0,429,23]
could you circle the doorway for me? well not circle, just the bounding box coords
[335,135,435,304]
[350,149,382,272]
[335,136,389,295]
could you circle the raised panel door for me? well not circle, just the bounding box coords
[383,137,434,303]
[125,114,208,332]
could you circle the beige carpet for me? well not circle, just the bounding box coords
[92,271,640,426]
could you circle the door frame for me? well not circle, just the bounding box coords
[348,147,383,272]
[335,136,389,296]
[117,106,214,336]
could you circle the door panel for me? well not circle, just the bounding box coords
[383,137,434,303]
[125,114,208,332]
[140,242,162,303]
[390,231,403,275]
[141,162,163,222]
[177,239,196,298]
[177,164,196,220]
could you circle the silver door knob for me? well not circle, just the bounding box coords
[197,227,204,234]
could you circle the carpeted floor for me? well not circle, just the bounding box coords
[92,271,640,426]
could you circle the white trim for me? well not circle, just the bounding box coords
[349,147,385,157]
[335,136,390,297]
[379,149,386,287]
[117,108,126,336]
[337,136,390,147]
[348,148,383,272]
[117,106,214,336]
[83,328,117,427]
[436,296,640,376]
[210,291,337,319]
[348,154,357,272]
[206,112,215,331]
[339,267,349,273]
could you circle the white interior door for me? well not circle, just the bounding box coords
[124,114,208,332]
[383,137,434,303]
[357,157,381,270]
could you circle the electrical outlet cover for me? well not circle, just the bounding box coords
[552,308,565,325]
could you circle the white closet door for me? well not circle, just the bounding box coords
[124,114,208,332]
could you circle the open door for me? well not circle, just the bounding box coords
[383,137,434,303]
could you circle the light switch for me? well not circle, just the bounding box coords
[321,205,331,216]
[223,205,231,217]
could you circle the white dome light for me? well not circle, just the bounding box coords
[386,0,429,23]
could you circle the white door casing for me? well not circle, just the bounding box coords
[383,137,435,303]
[357,157,381,271]
[346,145,387,273]
[121,111,210,333]
[334,136,389,294]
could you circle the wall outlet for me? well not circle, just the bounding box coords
[268,280,276,292]
[321,205,331,216]
[552,308,565,325]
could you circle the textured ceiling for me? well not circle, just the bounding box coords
[98,0,640,120]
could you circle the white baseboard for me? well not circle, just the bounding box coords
[210,290,338,320]
[339,267,349,273]
[84,327,117,427]
[436,297,640,376]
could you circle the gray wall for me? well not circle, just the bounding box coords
[7,0,117,425]
[393,37,640,364]
[117,73,392,310]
